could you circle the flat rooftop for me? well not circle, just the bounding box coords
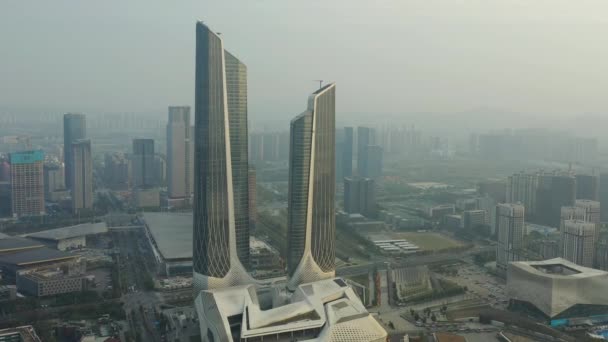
[26,222,108,241]
[0,238,44,253]
[142,212,192,260]
[0,247,76,267]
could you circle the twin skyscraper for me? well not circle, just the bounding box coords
[192,22,336,292]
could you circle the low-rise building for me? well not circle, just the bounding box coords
[26,222,108,251]
[17,265,85,297]
[507,258,608,319]
[0,325,41,342]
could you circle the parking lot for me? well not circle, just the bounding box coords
[442,261,508,310]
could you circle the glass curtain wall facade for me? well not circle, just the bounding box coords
[193,22,251,292]
[287,83,336,289]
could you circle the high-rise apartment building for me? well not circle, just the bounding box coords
[70,140,93,213]
[560,206,586,231]
[342,127,354,178]
[562,220,595,268]
[506,172,539,218]
[575,199,601,226]
[63,113,86,190]
[167,106,193,200]
[132,139,155,188]
[9,150,45,217]
[192,22,251,292]
[575,199,600,244]
[575,174,599,201]
[357,126,374,177]
[287,83,336,289]
[344,177,376,218]
[496,203,525,273]
[536,173,576,227]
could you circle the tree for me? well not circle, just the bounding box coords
[431,314,437,322]
[414,313,420,321]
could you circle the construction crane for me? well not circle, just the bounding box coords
[313,80,324,89]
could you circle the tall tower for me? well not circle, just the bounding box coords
[193,22,251,292]
[71,140,93,213]
[63,113,86,190]
[167,106,192,200]
[496,203,525,273]
[132,139,155,188]
[287,83,336,289]
[9,150,45,217]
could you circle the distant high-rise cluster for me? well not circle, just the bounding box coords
[249,131,290,163]
[474,131,598,164]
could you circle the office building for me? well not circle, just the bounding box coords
[132,138,155,188]
[248,167,257,231]
[43,163,65,198]
[463,210,486,230]
[63,113,86,190]
[506,172,539,218]
[428,204,455,220]
[344,177,376,217]
[561,220,595,267]
[536,173,576,227]
[167,106,193,200]
[103,153,129,190]
[575,174,599,201]
[9,150,45,217]
[357,126,375,177]
[193,22,251,292]
[496,203,525,273]
[153,154,166,185]
[342,127,354,178]
[70,140,93,213]
[287,83,336,288]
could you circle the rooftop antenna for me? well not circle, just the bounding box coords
[314,80,324,89]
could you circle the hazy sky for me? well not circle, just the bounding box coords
[2,1,608,123]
